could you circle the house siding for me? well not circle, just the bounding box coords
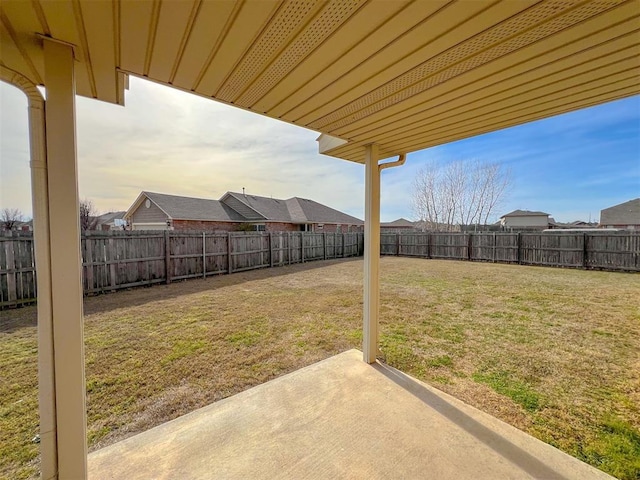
[602,224,639,230]
[131,201,168,224]
[502,216,549,228]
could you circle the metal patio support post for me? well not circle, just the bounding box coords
[363,144,380,364]
[43,38,88,479]
[28,80,58,480]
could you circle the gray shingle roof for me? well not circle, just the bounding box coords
[226,192,363,225]
[226,192,294,222]
[144,192,245,221]
[96,211,126,223]
[500,209,550,218]
[381,218,415,228]
[135,191,362,224]
[600,198,640,226]
[292,197,363,225]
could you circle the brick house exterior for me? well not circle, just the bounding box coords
[125,191,363,232]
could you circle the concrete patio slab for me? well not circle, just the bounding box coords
[88,349,612,479]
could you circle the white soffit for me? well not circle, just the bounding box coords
[1,0,638,163]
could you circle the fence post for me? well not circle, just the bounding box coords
[343,232,347,257]
[84,234,93,292]
[428,233,432,259]
[202,232,206,279]
[269,232,274,268]
[109,237,117,289]
[287,232,291,265]
[467,233,473,261]
[164,230,171,284]
[396,233,400,256]
[227,232,233,274]
[492,232,497,263]
[323,232,327,260]
[4,240,17,303]
[301,232,305,263]
[583,232,588,269]
[517,232,522,265]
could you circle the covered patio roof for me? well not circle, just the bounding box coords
[2,0,638,162]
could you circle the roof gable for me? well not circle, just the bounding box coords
[224,192,363,224]
[220,193,267,220]
[133,192,245,222]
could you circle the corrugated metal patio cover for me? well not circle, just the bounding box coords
[1,0,638,162]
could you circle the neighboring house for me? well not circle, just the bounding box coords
[499,210,551,231]
[1,219,32,232]
[599,198,640,230]
[17,220,33,231]
[552,220,599,229]
[94,211,127,231]
[125,191,363,233]
[381,218,418,231]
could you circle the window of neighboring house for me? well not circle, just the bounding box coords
[255,224,266,231]
[336,225,342,233]
[317,224,324,231]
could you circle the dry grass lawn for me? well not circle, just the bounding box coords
[1,257,639,479]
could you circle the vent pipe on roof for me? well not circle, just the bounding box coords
[242,187,245,196]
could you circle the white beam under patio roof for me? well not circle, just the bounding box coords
[1,0,638,161]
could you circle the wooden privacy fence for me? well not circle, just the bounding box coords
[0,235,37,308]
[0,231,364,308]
[2,230,638,309]
[381,231,640,272]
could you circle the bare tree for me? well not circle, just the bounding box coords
[79,199,98,231]
[1,208,24,231]
[412,160,511,231]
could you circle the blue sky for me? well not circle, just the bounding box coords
[385,94,640,222]
[1,77,638,223]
